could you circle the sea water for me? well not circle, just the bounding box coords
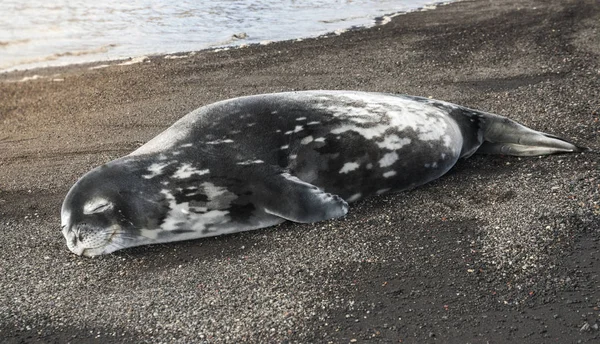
[0,0,444,73]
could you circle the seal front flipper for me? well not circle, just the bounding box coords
[259,173,349,223]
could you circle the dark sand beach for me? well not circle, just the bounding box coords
[1,0,599,342]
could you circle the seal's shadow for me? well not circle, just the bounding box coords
[112,221,305,271]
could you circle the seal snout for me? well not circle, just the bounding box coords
[62,222,119,257]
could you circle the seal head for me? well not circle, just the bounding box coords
[61,160,169,256]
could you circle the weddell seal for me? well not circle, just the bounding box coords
[61,91,584,256]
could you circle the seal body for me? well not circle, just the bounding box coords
[61,91,582,256]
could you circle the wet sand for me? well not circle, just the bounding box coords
[1,0,599,342]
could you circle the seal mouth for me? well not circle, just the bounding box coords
[70,225,120,257]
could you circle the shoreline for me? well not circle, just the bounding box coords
[0,0,453,77]
[1,0,599,342]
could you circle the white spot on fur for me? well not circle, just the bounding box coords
[137,227,159,240]
[383,170,397,178]
[379,152,399,168]
[143,162,171,179]
[237,159,264,165]
[180,143,193,148]
[376,188,390,195]
[173,164,210,179]
[300,136,314,145]
[281,145,289,150]
[296,117,307,121]
[417,117,448,141]
[289,154,297,160]
[377,135,411,150]
[275,129,282,133]
[294,125,304,133]
[307,121,320,125]
[442,135,452,148]
[159,189,231,232]
[339,162,360,174]
[202,182,238,209]
[157,183,240,234]
[313,92,450,142]
[191,206,208,212]
[160,189,188,230]
[314,137,326,143]
[347,193,362,202]
[284,130,293,135]
[206,139,234,144]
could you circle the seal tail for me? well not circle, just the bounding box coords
[476,113,586,156]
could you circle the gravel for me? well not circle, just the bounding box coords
[1,0,599,342]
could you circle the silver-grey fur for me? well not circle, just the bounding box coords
[61,91,583,256]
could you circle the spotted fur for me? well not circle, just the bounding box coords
[61,91,583,256]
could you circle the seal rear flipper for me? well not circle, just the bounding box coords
[477,113,586,156]
[477,140,585,156]
[260,173,349,223]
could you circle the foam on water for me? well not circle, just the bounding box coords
[0,0,447,73]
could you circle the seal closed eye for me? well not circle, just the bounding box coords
[60,91,585,256]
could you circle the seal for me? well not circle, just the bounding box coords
[61,91,583,256]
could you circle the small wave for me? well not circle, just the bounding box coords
[48,44,118,59]
[117,56,148,66]
[211,32,249,48]
[0,38,31,47]
[1,44,118,71]
[319,16,363,24]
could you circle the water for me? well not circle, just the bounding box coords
[0,0,442,73]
